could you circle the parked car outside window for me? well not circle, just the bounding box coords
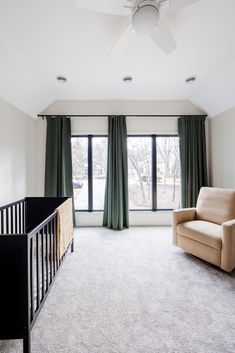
[72,179,83,189]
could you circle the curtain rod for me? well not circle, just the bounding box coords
[38,114,207,118]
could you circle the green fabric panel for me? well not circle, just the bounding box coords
[178,116,208,208]
[103,116,129,230]
[45,116,73,198]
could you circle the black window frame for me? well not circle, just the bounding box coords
[72,135,107,212]
[72,134,179,212]
[128,134,179,211]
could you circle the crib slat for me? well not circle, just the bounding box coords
[49,221,53,283]
[13,205,16,233]
[6,208,9,234]
[15,204,18,233]
[41,229,45,300]
[36,232,40,309]
[53,217,57,273]
[23,200,26,233]
[19,203,22,234]
[30,238,35,321]
[52,220,55,276]
[45,225,49,291]
[21,201,24,233]
[9,206,13,234]
[0,210,3,234]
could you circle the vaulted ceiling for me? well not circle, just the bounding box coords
[0,0,234,118]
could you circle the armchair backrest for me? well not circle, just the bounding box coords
[196,187,235,225]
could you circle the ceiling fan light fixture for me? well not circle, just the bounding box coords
[132,4,159,34]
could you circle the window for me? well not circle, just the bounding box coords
[92,137,108,210]
[72,136,107,211]
[156,136,180,210]
[71,137,88,210]
[72,134,180,212]
[128,137,152,209]
[128,135,180,210]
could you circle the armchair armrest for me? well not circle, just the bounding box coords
[172,208,196,246]
[221,219,235,272]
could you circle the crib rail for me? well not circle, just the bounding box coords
[0,199,26,235]
[27,212,59,326]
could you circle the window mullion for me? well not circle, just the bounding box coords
[152,135,157,211]
[88,135,93,211]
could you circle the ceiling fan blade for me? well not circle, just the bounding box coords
[76,0,130,16]
[149,18,176,54]
[163,0,200,12]
[111,24,135,58]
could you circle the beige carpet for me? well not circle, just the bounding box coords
[1,227,235,353]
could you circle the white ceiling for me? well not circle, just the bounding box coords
[0,0,234,117]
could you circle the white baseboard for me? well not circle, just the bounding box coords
[75,211,173,227]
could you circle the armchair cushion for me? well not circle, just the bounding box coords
[177,220,222,250]
[196,187,235,225]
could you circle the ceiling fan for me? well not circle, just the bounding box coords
[76,0,199,56]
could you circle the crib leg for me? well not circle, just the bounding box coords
[71,238,74,253]
[23,332,31,353]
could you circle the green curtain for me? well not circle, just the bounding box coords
[178,116,208,208]
[103,116,129,230]
[45,116,73,198]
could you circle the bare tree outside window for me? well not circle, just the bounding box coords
[128,137,152,209]
[71,137,88,210]
[128,136,180,210]
[92,137,107,210]
[157,137,180,209]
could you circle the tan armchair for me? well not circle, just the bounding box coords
[173,187,235,272]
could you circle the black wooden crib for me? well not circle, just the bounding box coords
[0,197,74,353]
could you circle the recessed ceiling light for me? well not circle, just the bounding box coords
[123,76,133,84]
[185,76,197,84]
[57,75,67,83]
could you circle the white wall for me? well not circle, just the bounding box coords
[0,97,36,206]
[209,107,235,188]
[38,99,205,226]
[41,99,204,116]
[71,116,178,135]
[35,118,47,196]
